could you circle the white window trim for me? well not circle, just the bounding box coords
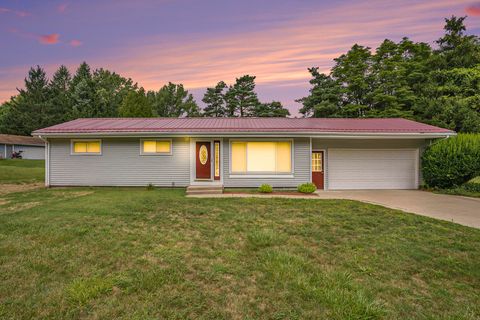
[139,139,173,156]
[229,138,294,176]
[70,139,102,156]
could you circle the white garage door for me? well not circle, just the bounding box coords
[327,149,418,190]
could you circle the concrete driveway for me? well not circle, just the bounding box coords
[316,190,480,229]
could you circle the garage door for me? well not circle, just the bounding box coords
[327,149,418,190]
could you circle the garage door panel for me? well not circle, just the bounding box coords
[328,149,417,190]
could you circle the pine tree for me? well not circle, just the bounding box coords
[253,101,290,117]
[70,62,96,118]
[48,65,72,124]
[202,81,227,117]
[118,88,153,117]
[149,82,200,117]
[1,66,50,135]
[225,75,260,117]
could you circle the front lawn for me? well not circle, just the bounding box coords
[0,159,45,184]
[0,187,479,319]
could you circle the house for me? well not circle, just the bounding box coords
[32,118,454,190]
[0,134,45,160]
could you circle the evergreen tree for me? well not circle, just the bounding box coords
[70,62,96,118]
[225,75,260,117]
[434,16,480,68]
[1,66,50,135]
[298,16,480,132]
[48,65,72,124]
[118,88,153,117]
[202,81,227,117]
[253,101,290,117]
[148,82,200,117]
[93,69,137,117]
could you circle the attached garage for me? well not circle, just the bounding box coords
[327,149,419,190]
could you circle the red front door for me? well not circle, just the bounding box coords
[196,142,211,179]
[312,151,324,189]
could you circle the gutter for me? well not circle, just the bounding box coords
[32,131,456,139]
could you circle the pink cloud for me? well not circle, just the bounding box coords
[69,39,83,47]
[57,3,68,13]
[0,7,31,17]
[39,34,60,45]
[466,4,480,16]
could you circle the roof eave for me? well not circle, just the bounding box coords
[33,131,455,139]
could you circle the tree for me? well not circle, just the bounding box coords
[92,69,137,117]
[434,16,480,68]
[202,81,227,117]
[48,65,72,124]
[297,68,341,117]
[70,62,96,118]
[298,16,480,132]
[118,88,153,117]
[225,75,260,117]
[148,82,200,117]
[0,66,50,135]
[254,101,290,117]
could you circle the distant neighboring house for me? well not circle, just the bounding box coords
[0,134,45,160]
[33,117,454,189]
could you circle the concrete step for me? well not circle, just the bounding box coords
[186,185,224,195]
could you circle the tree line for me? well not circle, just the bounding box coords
[298,16,480,132]
[0,15,479,135]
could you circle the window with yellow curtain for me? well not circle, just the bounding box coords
[142,140,171,154]
[72,140,101,154]
[231,141,291,173]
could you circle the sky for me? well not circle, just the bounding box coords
[1,0,480,115]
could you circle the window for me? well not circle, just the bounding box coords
[72,140,101,154]
[214,141,220,179]
[141,140,172,155]
[231,141,292,174]
[312,152,323,172]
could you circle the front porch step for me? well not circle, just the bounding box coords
[186,185,224,195]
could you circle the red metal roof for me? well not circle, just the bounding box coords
[33,117,453,134]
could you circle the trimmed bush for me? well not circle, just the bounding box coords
[464,176,480,192]
[297,183,317,193]
[258,184,273,193]
[422,134,480,188]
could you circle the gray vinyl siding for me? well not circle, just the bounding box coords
[312,138,428,189]
[222,137,310,188]
[49,138,190,186]
[14,145,45,159]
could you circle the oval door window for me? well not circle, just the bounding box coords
[199,145,208,165]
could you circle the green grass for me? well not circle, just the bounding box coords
[0,186,479,319]
[435,188,480,198]
[0,159,45,184]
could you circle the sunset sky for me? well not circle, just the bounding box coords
[1,0,480,114]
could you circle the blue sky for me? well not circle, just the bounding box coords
[1,0,480,114]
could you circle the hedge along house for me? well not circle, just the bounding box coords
[33,118,454,190]
[0,134,45,160]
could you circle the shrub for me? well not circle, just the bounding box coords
[464,176,480,192]
[297,182,317,193]
[422,134,480,188]
[146,183,154,190]
[258,184,273,193]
